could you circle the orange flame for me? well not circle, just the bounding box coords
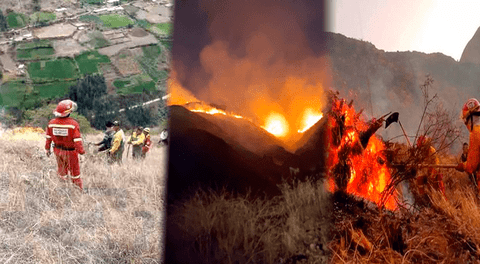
[298,108,323,133]
[262,112,289,137]
[168,71,326,143]
[1,126,46,141]
[326,99,397,210]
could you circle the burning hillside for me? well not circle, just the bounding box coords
[167,73,326,150]
[168,70,398,211]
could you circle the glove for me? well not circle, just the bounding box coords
[455,163,465,172]
[46,150,51,157]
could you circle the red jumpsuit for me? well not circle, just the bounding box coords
[141,134,152,158]
[45,116,85,190]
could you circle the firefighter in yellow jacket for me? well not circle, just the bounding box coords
[128,127,145,159]
[109,121,125,164]
[456,98,480,192]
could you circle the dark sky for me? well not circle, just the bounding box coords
[171,0,329,97]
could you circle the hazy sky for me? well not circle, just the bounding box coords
[329,0,480,61]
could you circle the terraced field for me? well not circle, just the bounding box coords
[113,74,156,94]
[7,12,28,28]
[75,50,111,75]
[16,40,55,61]
[28,58,79,82]
[99,14,134,29]
[0,80,32,107]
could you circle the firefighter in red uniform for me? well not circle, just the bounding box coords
[141,127,152,159]
[45,100,85,191]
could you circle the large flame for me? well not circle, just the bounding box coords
[262,112,289,137]
[326,99,397,210]
[1,126,46,141]
[298,108,323,133]
[168,73,325,143]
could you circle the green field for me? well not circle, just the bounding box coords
[154,23,172,35]
[7,13,28,28]
[113,74,156,94]
[0,80,75,108]
[17,40,51,49]
[0,80,31,107]
[81,0,104,4]
[138,45,168,81]
[17,47,54,60]
[28,59,79,82]
[33,81,76,98]
[99,14,134,28]
[30,12,56,24]
[75,50,111,75]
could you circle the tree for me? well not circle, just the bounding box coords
[68,74,108,119]
[0,10,7,32]
[91,95,119,130]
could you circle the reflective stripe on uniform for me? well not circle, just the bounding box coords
[70,175,81,179]
[45,135,51,138]
[73,138,82,142]
[48,124,75,129]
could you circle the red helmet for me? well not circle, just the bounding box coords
[416,135,429,147]
[462,98,480,123]
[54,100,77,117]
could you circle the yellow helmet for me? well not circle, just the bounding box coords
[143,127,150,133]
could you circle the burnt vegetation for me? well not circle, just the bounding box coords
[167,76,480,263]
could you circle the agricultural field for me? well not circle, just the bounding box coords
[7,12,29,28]
[28,58,79,82]
[75,50,111,75]
[113,74,156,94]
[86,31,111,49]
[0,80,31,107]
[16,40,55,61]
[138,44,168,82]
[99,14,134,29]
[81,0,105,4]
[153,23,172,35]
[33,81,77,98]
[30,12,56,24]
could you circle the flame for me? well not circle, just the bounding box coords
[298,108,323,133]
[262,112,289,137]
[168,71,326,143]
[326,98,397,210]
[1,126,46,141]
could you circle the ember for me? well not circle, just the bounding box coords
[326,98,397,210]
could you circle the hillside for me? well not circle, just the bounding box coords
[325,32,480,149]
[0,129,167,263]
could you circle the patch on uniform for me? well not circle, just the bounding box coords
[52,128,68,136]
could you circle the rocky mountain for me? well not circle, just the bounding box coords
[325,31,480,149]
[460,27,480,64]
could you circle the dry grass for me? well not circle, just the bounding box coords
[167,179,333,264]
[0,134,167,263]
[329,159,480,264]
[167,150,480,263]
